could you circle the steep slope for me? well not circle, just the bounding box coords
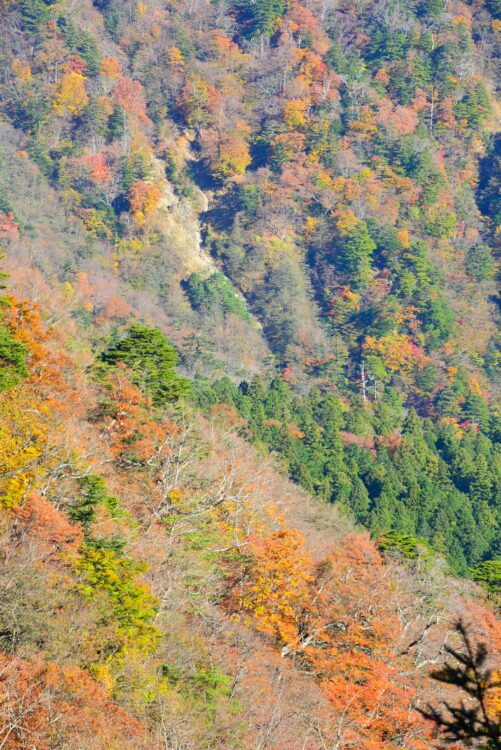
[0,0,499,573]
[0,2,500,747]
[0,265,499,750]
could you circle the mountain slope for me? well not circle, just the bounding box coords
[0,1,500,747]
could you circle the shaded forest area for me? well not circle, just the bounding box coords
[0,0,499,748]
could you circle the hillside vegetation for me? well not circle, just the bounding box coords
[0,0,499,748]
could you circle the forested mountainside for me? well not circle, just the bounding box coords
[0,0,500,748]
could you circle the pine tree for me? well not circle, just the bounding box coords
[107,105,126,142]
[465,244,495,282]
[0,325,28,391]
[419,622,501,749]
[18,0,52,34]
[100,324,190,406]
[233,0,285,39]
[334,219,376,288]
[472,560,501,604]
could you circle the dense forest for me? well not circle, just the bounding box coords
[0,0,499,747]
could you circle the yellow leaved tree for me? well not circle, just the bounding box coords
[53,72,89,116]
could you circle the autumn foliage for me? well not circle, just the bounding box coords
[0,0,499,747]
[0,653,154,750]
